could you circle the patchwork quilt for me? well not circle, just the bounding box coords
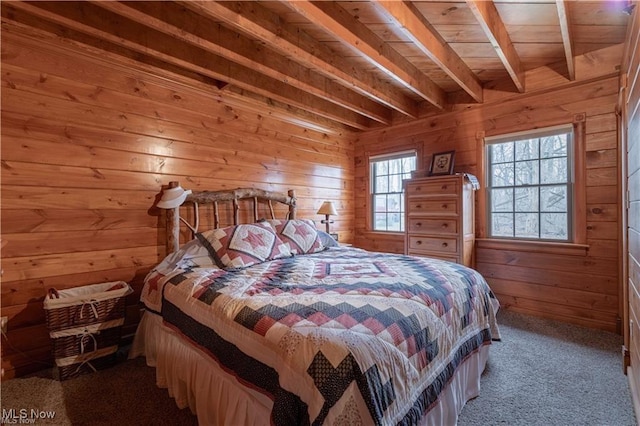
[142,245,500,425]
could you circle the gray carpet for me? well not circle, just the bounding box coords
[458,310,636,426]
[0,310,636,425]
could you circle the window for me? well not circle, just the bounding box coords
[370,151,416,232]
[486,125,573,241]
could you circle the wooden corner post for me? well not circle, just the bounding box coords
[166,181,180,254]
[288,190,296,219]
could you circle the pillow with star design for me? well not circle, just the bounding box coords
[265,219,325,255]
[197,222,291,269]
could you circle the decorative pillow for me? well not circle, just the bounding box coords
[152,237,219,274]
[266,219,325,255]
[197,223,291,269]
[317,230,339,248]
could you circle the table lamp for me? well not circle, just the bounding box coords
[316,201,338,234]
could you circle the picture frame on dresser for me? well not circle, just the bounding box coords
[428,150,455,176]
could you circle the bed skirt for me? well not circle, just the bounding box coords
[130,312,490,425]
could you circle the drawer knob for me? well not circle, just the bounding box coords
[416,240,422,245]
[416,204,422,209]
[442,242,448,247]
[416,222,422,227]
[441,223,448,228]
[416,187,421,191]
[442,204,448,209]
[441,185,447,190]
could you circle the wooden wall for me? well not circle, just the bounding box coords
[623,3,640,417]
[355,45,625,333]
[0,25,356,379]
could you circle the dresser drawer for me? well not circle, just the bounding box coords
[406,179,459,197]
[407,218,458,234]
[408,236,457,253]
[407,199,458,215]
[409,252,459,263]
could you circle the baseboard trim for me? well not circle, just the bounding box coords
[627,366,640,425]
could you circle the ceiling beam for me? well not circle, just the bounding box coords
[466,0,525,92]
[373,0,483,103]
[182,0,419,119]
[10,1,371,130]
[285,0,447,110]
[1,20,351,137]
[93,1,391,125]
[556,0,576,81]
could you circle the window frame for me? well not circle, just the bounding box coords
[485,124,574,242]
[478,119,587,246]
[369,150,417,233]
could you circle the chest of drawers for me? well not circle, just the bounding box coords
[404,175,476,266]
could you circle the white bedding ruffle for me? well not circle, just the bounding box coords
[131,313,272,426]
[130,312,489,425]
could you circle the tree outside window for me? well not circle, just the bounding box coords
[487,126,573,241]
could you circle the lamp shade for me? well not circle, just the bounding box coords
[317,201,338,216]
[157,185,192,209]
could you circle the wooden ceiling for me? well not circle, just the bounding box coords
[1,1,632,132]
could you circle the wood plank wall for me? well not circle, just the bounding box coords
[0,26,356,379]
[355,45,625,333]
[623,3,640,417]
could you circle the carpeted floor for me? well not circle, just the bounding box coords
[0,353,197,425]
[458,310,636,426]
[0,310,636,425]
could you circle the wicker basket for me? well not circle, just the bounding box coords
[44,281,132,380]
[49,319,124,359]
[44,281,131,332]
[55,348,119,381]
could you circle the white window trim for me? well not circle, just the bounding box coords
[370,150,417,233]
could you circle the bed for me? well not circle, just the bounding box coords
[130,184,500,425]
